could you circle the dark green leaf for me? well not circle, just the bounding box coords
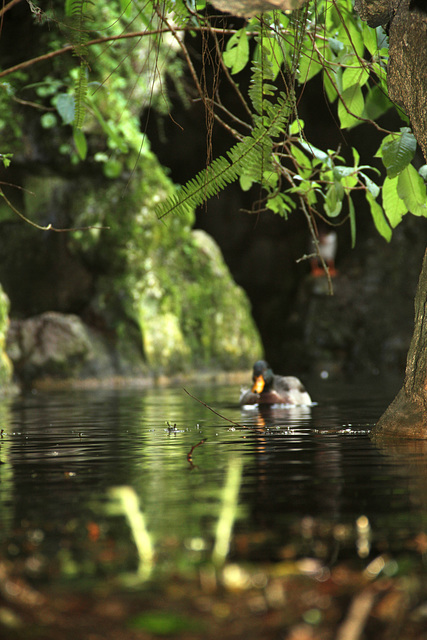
[381,129,417,178]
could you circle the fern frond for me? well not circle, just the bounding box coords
[153,0,190,28]
[156,156,240,219]
[64,0,93,128]
[248,30,276,116]
[74,60,88,128]
[156,94,293,219]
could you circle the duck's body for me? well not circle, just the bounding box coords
[240,360,312,406]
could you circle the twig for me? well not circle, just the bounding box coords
[187,438,206,468]
[0,0,22,18]
[183,387,245,428]
[0,188,110,232]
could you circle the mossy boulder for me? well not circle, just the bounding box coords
[67,153,262,375]
[2,152,261,382]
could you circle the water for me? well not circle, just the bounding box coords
[0,377,425,585]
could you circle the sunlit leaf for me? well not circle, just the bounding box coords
[239,174,253,191]
[297,47,322,84]
[362,23,378,55]
[289,119,305,135]
[223,29,249,75]
[382,175,407,228]
[342,66,369,91]
[366,191,391,241]
[338,85,364,129]
[264,35,284,79]
[397,164,427,216]
[291,145,312,177]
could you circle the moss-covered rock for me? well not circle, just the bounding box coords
[0,3,262,383]
[67,154,262,376]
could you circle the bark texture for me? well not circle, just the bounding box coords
[355,0,427,160]
[355,0,427,438]
[373,250,427,438]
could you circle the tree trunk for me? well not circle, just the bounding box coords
[354,0,427,438]
[373,250,427,438]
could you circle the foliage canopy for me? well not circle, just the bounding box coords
[1,0,426,272]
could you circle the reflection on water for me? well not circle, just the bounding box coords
[0,377,425,584]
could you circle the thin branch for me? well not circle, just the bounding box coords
[0,188,110,232]
[0,0,22,18]
[0,26,260,80]
[183,387,245,428]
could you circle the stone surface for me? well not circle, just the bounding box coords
[7,312,94,382]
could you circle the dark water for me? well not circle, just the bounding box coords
[0,377,425,584]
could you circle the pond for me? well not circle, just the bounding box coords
[0,375,425,590]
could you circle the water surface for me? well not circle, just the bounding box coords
[0,377,424,584]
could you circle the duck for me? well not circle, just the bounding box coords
[239,360,312,406]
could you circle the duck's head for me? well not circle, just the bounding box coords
[251,360,274,393]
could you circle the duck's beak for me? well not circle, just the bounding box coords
[252,375,265,393]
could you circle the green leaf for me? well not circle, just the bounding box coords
[360,172,380,198]
[289,119,304,135]
[223,29,249,75]
[73,127,87,160]
[397,164,427,216]
[267,193,293,217]
[0,153,13,168]
[291,145,312,178]
[366,191,391,241]
[300,142,330,163]
[239,174,253,191]
[323,69,338,103]
[324,181,344,217]
[362,23,378,55]
[363,85,393,121]
[382,175,407,227]
[297,46,322,84]
[381,128,417,178]
[55,93,75,125]
[338,85,364,129]
[342,66,369,91]
[346,19,364,58]
[264,35,284,80]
